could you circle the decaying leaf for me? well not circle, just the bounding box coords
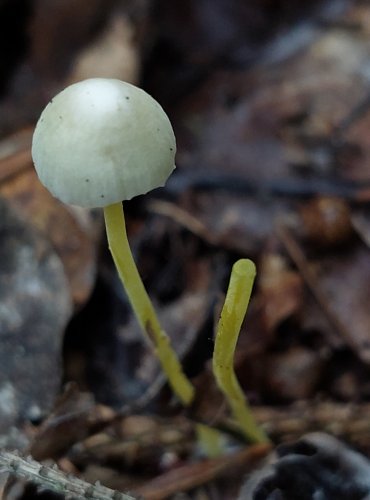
[0,196,71,446]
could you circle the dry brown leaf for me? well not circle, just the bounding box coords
[29,384,116,461]
[0,133,99,306]
[313,242,370,364]
[258,252,303,332]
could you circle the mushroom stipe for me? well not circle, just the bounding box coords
[213,259,269,443]
[104,202,194,405]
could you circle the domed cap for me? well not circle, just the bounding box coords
[32,78,176,208]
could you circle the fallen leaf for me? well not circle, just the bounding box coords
[0,196,71,444]
[0,133,99,306]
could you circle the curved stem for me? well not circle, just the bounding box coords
[103,202,195,406]
[212,259,269,443]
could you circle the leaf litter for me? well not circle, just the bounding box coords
[1,0,370,498]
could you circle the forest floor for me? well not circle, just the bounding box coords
[1,1,370,499]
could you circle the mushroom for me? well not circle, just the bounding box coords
[32,78,194,405]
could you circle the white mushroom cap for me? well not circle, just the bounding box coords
[32,78,176,208]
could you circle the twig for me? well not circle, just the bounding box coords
[148,199,217,245]
[254,400,370,449]
[164,171,370,201]
[0,450,137,500]
[133,443,271,500]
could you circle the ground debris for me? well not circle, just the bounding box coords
[0,449,136,500]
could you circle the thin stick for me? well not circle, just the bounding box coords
[0,450,136,499]
[276,222,356,352]
[104,202,195,406]
[133,443,271,500]
[212,259,269,443]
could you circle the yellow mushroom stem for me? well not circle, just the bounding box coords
[104,202,195,406]
[212,259,269,444]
